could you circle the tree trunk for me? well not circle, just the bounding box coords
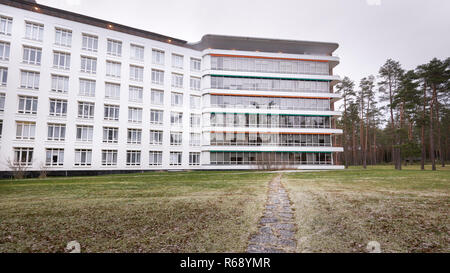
[388,79,396,167]
[364,105,369,169]
[430,84,436,171]
[373,129,377,165]
[397,101,404,170]
[408,120,413,141]
[360,119,364,166]
[433,87,444,167]
[352,122,357,166]
[360,95,364,166]
[343,99,349,169]
[421,82,427,170]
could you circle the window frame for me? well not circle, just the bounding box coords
[81,33,98,52]
[54,28,72,47]
[16,121,36,140]
[53,51,71,70]
[74,149,92,166]
[49,98,68,117]
[22,46,42,65]
[47,123,66,141]
[46,148,65,167]
[77,101,95,119]
[76,125,94,142]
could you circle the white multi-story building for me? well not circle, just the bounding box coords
[0,0,343,175]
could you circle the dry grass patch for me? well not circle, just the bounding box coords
[0,171,272,253]
[283,166,450,253]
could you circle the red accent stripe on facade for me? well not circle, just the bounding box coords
[209,54,329,63]
[209,93,331,100]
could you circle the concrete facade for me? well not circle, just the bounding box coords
[0,0,343,174]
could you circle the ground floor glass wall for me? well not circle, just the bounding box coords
[210,152,332,165]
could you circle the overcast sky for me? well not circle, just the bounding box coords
[38,0,450,87]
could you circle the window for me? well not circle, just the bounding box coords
[189,152,200,166]
[46,149,64,166]
[102,150,118,166]
[16,121,36,140]
[211,56,330,75]
[107,39,122,57]
[130,44,144,61]
[170,152,182,166]
[190,133,201,147]
[211,76,330,93]
[128,107,142,123]
[151,89,164,105]
[104,104,120,121]
[171,73,183,88]
[0,16,12,35]
[51,75,69,93]
[170,112,183,126]
[25,22,43,41]
[106,61,121,78]
[170,132,182,146]
[103,127,118,143]
[82,34,98,52]
[190,114,201,128]
[23,46,42,65]
[0,67,6,86]
[171,92,183,107]
[190,77,201,90]
[105,82,120,99]
[172,54,183,69]
[47,123,66,141]
[150,109,164,125]
[55,28,72,47]
[18,96,38,114]
[0,93,4,111]
[129,86,143,103]
[0,41,10,60]
[126,150,141,166]
[49,98,67,117]
[127,129,142,144]
[190,95,200,109]
[152,69,164,85]
[20,70,39,89]
[130,65,143,82]
[80,56,97,74]
[75,149,92,166]
[150,130,163,145]
[149,151,162,166]
[191,58,201,71]
[77,101,95,119]
[79,79,96,97]
[53,51,71,70]
[14,147,33,166]
[76,125,93,142]
[152,49,164,65]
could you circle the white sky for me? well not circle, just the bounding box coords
[37,0,450,88]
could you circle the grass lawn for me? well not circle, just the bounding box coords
[283,165,450,253]
[1,165,448,253]
[0,171,273,253]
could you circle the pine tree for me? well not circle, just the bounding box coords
[379,59,404,169]
[359,76,376,169]
[335,76,356,168]
[394,70,421,165]
[416,58,449,170]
